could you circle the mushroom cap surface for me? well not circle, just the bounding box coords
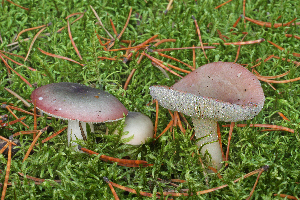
[150,62,265,122]
[31,82,128,122]
[119,112,154,145]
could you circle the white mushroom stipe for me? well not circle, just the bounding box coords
[67,120,87,147]
[192,117,223,170]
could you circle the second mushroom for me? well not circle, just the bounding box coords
[31,82,128,149]
[150,62,265,170]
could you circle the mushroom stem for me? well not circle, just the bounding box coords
[192,117,223,170]
[88,123,94,132]
[67,120,88,150]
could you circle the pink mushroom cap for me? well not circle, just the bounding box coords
[31,82,128,122]
[150,62,265,122]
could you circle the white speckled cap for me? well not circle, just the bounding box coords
[150,62,265,122]
[31,82,128,122]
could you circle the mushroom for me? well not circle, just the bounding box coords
[150,62,265,170]
[114,112,154,145]
[31,82,128,149]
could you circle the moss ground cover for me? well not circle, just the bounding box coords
[0,0,300,199]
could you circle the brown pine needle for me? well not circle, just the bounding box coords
[225,122,235,166]
[98,56,119,61]
[222,124,294,133]
[124,68,136,91]
[18,172,61,183]
[13,130,40,137]
[110,181,160,198]
[5,0,29,11]
[0,143,9,154]
[272,55,300,67]
[234,33,248,62]
[192,15,209,62]
[57,12,85,33]
[108,45,149,51]
[137,53,144,64]
[41,126,67,143]
[23,127,48,162]
[4,88,31,107]
[179,112,192,130]
[0,116,26,128]
[256,75,300,84]
[154,46,216,52]
[215,0,233,9]
[255,70,290,79]
[273,194,298,200]
[16,25,46,41]
[175,111,186,134]
[38,48,85,66]
[33,100,37,139]
[264,55,274,62]
[6,106,29,129]
[245,168,264,200]
[201,39,265,46]
[267,40,285,51]
[0,52,36,70]
[251,62,262,69]
[156,120,173,140]
[165,0,174,13]
[154,51,194,71]
[151,56,191,74]
[159,166,268,197]
[252,68,276,90]
[25,27,47,61]
[153,39,176,47]
[244,16,297,28]
[0,50,26,60]
[117,8,132,39]
[103,177,120,200]
[192,45,196,70]
[276,15,282,21]
[65,12,85,20]
[143,53,183,78]
[0,136,17,146]
[110,18,118,36]
[278,112,290,121]
[123,35,158,63]
[230,16,242,32]
[79,146,152,167]
[225,38,265,45]
[0,53,33,87]
[90,5,114,39]
[67,19,83,60]
[1,142,12,200]
[5,105,45,117]
[217,29,226,42]
[285,34,300,40]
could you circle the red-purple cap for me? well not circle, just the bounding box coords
[31,82,128,122]
[150,62,265,122]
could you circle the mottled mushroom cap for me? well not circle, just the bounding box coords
[150,62,264,122]
[31,82,128,122]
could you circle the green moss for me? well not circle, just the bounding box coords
[1,0,300,199]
